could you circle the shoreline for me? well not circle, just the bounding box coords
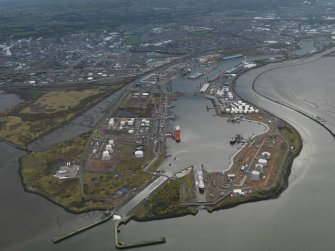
[13,48,325,223]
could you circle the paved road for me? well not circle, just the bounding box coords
[116,175,168,217]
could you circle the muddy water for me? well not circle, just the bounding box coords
[0,90,23,112]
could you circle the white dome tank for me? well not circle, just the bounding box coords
[258,158,268,167]
[134,150,144,158]
[255,164,264,173]
[262,152,271,160]
[250,170,260,181]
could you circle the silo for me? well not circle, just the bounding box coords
[258,158,268,167]
[128,120,134,126]
[255,164,264,173]
[102,151,110,160]
[105,144,113,152]
[135,150,144,158]
[262,152,271,160]
[250,171,260,181]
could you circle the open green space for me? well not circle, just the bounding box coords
[20,133,105,212]
[280,125,301,155]
[0,85,123,147]
[20,132,156,213]
[124,35,140,46]
[132,174,198,221]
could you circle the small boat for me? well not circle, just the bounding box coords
[229,137,236,144]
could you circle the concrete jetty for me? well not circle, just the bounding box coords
[114,220,166,249]
[53,214,113,243]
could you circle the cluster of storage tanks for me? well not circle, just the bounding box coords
[107,118,150,134]
[100,139,115,160]
[225,101,259,114]
[250,152,271,181]
[210,88,234,100]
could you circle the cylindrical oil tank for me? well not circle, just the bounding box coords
[250,170,260,181]
[262,152,271,160]
[258,158,268,167]
[105,144,112,152]
[135,150,144,158]
[255,163,264,173]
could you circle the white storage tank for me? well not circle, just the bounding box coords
[105,144,113,152]
[102,151,110,160]
[134,150,144,158]
[258,158,268,167]
[109,139,115,146]
[108,118,114,126]
[128,129,134,134]
[262,152,271,160]
[255,109,259,113]
[128,120,134,126]
[250,170,260,181]
[255,164,264,173]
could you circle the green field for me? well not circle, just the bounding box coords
[0,86,122,147]
[133,174,197,220]
[20,131,159,212]
[20,133,102,212]
[124,35,140,46]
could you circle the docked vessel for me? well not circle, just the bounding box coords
[174,125,181,142]
[197,167,205,193]
[181,67,191,76]
[229,137,236,144]
[188,72,203,79]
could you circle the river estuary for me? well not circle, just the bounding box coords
[2,50,335,250]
